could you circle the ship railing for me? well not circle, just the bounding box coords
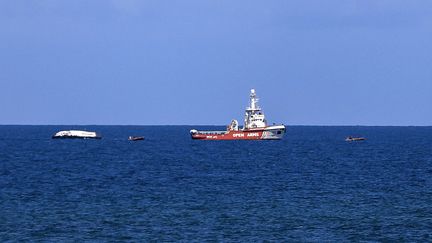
[197,131,227,135]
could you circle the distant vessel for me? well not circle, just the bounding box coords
[52,130,101,139]
[128,136,144,141]
[345,136,366,142]
[190,89,285,140]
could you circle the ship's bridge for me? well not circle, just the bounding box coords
[244,89,268,129]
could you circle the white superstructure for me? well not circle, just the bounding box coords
[243,89,267,130]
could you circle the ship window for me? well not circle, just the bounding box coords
[277,131,282,134]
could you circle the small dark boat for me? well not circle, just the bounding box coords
[345,136,366,142]
[128,136,144,141]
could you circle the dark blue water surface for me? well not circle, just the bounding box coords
[1,125,432,241]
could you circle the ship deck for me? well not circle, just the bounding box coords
[195,131,227,135]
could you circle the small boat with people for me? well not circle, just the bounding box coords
[52,130,101,139]
[128,136,144,141]
[345,136,366,142]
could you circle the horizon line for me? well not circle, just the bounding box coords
[0,124,431,127]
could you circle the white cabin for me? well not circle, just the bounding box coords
[243,89,267,129]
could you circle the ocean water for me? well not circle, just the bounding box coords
[1,125,432,241]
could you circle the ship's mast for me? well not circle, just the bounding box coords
[249,89,260,111]
[244,89,267,129]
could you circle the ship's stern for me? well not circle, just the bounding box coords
[261,125,286,140]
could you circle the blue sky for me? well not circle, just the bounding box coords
[1,0,431,125]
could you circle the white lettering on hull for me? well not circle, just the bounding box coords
[232,133,245,138]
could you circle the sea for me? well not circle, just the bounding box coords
[1,125,431,241]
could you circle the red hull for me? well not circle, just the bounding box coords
[191,126,285,140]
[192,130,263,140]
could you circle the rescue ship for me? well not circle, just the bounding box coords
[190,89,285,140]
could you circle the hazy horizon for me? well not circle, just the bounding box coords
[0,123,430,127]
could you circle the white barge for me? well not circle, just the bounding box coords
[52,130,101,139]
